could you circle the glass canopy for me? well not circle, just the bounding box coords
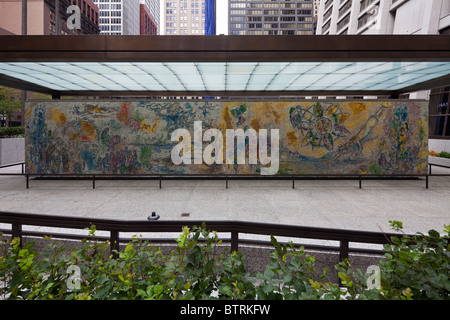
[0,61,449,93]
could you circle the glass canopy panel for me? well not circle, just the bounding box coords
[388,73,448,90]
[164,63,204,91]
[72,63,122,75]
[287,74,327,90]
[280,62,322,75]
[246,74,276,90]
[0,62,449,92]
[307,62,354,74]
[265,74,304,91]
[332,62,386,74]
[226,63,259,75]
[197,63,226,91]
[127,74,166,91]
[105,63,148,75]
[226,74,251,91]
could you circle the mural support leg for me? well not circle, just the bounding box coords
[359,176,362,189]
[92,175,95,189]
[292,175,295,189]
[426,175,429,189]
[159,175,162,189]
[26,174,29,189]
[226,175,228,189]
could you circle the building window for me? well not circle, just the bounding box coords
[357,4,379,30]
[429,86,450,139]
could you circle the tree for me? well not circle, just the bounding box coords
[0,87,22,127]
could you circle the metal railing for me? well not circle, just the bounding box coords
[0,211,407,262]
[1,162,450,190]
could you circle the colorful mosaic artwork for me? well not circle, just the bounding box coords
[25,100,428,175]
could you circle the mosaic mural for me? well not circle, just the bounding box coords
[25,100,428,175]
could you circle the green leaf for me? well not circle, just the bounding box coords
[262,283,274,294]
[45,282,54,291]
[389,220,403,232]
[428,230,440,239]
[338,272,350,283]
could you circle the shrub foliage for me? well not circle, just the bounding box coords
[0,222,449,300]
[0,126,25,138]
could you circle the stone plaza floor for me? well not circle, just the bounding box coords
[1,164,449,240]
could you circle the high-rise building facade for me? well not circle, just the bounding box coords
[228,0,314,35]
[93,0,140,35]
[316,0,450,35]
[141,0,160,34]
[140,2,158,34]
[315,0,450,146]
[163,0,206,35]
[0,0,99,35]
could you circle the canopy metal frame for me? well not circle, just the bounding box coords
[0,35,449,97]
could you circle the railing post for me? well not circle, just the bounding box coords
[159,175,162,189]
[26,174,29,189]
[12,222,23,247]
[339,240,349,262]
[226,175,228,189]
[292,175,295,189]
[338,239,349,287]
[92,175,96,189]
[110,230,119,258]
[359,175,362,189]
[21,162,24,174]
[231,231,239,252]
[426,174,429,189]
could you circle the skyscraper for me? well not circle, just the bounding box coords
[316,0,450,35]
[228,0,314,35]
[163,0,206,35]
[0,0,99,35]
[141,0,160,34]
[140,1,158,34]
[93,0,140,35]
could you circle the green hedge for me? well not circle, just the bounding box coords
[1,221,449,300]
[0,126,25,138]
[439,151,450,159]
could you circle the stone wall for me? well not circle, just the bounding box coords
[0,137,24,166]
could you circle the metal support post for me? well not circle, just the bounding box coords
[110,230,119,257]
[231,231,239,252]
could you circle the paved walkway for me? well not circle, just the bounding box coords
[1,164,449,240]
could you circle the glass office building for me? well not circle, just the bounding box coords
[93,0,140,35]
[229,0,314,35]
